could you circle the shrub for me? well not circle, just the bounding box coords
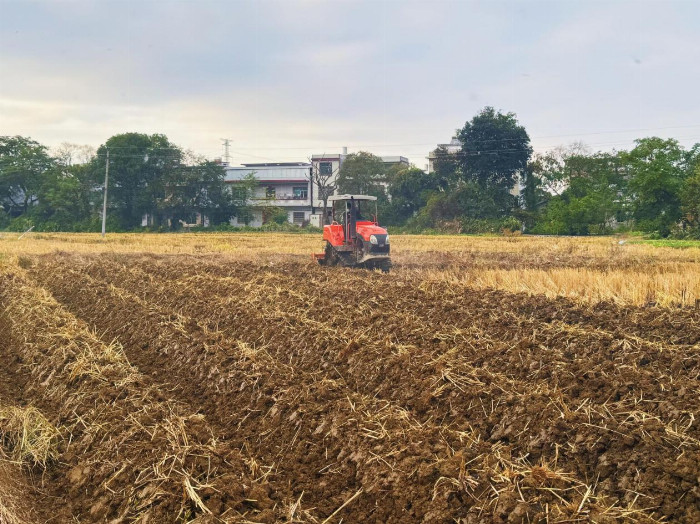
[461,217,522,234]
[6,216,34,233]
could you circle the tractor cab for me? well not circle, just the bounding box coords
[313,195,391,272]
[329,195,378,243]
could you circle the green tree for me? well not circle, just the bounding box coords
[427,108,534,222]
[0,136,54,216]
[533,152,625,235]
[385,166,441,224]
[262,206,289,225]
[623,137,687,236]
[230,172,258,226]
[430,145,459,190]
[93,133,183,229]
[337,151,386,197]
[530,142,591,197]
[680,165,700,236]
[455,107,532,216]
[520,162,551,212]
[32,163,98,230]
[157,155,238,228]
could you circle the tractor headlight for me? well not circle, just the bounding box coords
[385,234,390,244]
[369,235,378,245]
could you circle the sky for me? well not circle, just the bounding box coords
[1,0,699,168]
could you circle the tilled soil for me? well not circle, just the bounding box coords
[1,252,699,523]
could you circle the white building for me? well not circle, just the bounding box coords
[310,152,409,208]
[225,151,411,227]
[225,162,312,226]
[381,156,410,170]
[427,136,462,173]
[310,152,344,210]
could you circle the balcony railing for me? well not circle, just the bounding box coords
[253,193,308,201]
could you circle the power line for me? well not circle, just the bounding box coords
[75,122,700,153]
[211,123,700,150]
[71,126,700,166]
[93,145,184,150]
[229,149,279,162]
[426,134,700,158]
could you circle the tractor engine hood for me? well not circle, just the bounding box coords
[356,222,388,241]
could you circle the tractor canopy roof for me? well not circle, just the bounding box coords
[328,194,377,202]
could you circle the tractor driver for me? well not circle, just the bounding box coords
[346,200,364,222]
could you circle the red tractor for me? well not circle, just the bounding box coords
[313,195,391,272]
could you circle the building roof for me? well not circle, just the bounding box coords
[381,156,409,164]
[225,163,310,183]
[225,179,308,184]
[241,162,310,167]
[328,194,377,202]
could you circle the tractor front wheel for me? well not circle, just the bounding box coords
[378,258,392,273]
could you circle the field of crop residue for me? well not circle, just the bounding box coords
[1,233,699,523]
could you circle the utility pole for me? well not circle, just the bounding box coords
[101,149,109,237]
[221,138,231,165]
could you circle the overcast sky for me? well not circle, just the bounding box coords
[1,0,699,167]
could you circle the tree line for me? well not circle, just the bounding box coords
[3,110,700,237]
[337,107,700,238]
[0,133,253,232]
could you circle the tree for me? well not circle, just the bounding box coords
[430,146,459,188]
[385,166,441,224]
[32,162,98,230]
[52,143,96,167]
[157,154,238,228]
[262,206,288,225]
[308,158,337,226]
[456,107,532,195]
[0,136,54,216]
[432,108,534,220]
[680,165,700,236]
[435,183,505,221]
[229,172,257,226]
[533,152,626,235]
[92,133,184,229]
[520,163,544,212]
[530,142,591,197]
[337,152,386,196]
[623,137,688,236]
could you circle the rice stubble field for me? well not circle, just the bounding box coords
[0,233,699,523]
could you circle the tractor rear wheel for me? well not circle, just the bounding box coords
[323,242,338,267]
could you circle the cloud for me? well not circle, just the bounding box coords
[1,0,699,165]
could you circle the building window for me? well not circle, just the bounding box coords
[293,186,308,199]
[265,186,276,199]
[319,161,333,175]
[292,212,305,226]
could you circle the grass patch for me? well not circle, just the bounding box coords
[631,239,700,249]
